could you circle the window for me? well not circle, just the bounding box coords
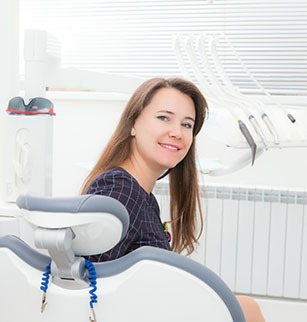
[20,0,307,95]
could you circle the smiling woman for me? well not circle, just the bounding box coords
[81,77,207,258]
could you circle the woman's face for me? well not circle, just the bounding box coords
[130,87,195,175]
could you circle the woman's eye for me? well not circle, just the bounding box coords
[182,122,193,129]
[157,115,169,121]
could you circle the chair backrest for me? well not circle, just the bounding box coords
[0,194,246,322]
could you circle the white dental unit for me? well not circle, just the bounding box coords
[0,193,245,322]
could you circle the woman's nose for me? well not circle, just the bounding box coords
[168,123,182,139]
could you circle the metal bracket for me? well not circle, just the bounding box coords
[35,227,88,289]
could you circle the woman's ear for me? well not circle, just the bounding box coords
[131,127,136,136]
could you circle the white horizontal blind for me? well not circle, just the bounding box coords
[20,0,307,95]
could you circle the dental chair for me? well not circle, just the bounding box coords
[0,194,246,322]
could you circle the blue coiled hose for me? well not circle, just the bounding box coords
[85,259,98,309]
[40,259,98,319]
[40,261,51,293]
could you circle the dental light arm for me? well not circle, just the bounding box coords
[181,34,258,164]
[208,34,280,145]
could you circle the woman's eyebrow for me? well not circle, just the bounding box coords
[157,109,195,122]
[186,116,195,123]
[157,109,173,115]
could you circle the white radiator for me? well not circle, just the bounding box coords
[155,182,307,300]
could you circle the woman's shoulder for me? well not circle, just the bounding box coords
[88,168,131,189]
[99,167,132,181]
[87,167,147,197]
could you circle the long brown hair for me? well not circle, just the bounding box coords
[81,77,208,255]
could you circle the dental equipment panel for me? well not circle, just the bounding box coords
[0,193,246,322]
[173,33,307,175]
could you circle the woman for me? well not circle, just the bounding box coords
[81,77,265,322]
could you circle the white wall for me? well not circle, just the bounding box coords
[0,0,19,105]
[0,0,20,200]
[49,93,128,196]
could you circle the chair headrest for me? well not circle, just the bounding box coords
[16,193,130,255]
